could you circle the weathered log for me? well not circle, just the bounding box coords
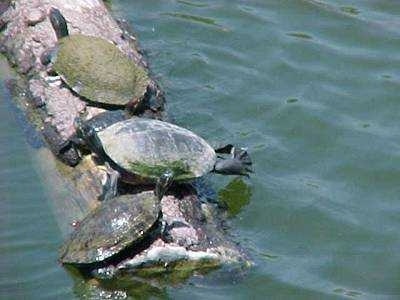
[0,0,250,284]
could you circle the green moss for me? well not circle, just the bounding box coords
[128,160,194,180]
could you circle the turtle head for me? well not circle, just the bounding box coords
[155,170,174,201]
[74,117,105,159]
[49,7,69,40]
[213,146,253,177]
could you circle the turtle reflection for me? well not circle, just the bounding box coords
[218,178,252,217]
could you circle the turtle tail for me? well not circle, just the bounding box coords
[49,7,69,40]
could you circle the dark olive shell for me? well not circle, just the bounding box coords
[97,117,217,181]
[59,191,160,265]
[53,34,150,106]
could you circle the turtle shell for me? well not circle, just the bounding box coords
[59,191,160,265]
[53,34,150,106]
[97,118,217,181]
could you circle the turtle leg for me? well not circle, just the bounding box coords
[126,97,145,114]
[98,162,120,201]
[160,219,173,243]
[69,135,86,147]
[155,171,174,201]
[40,48,58,66]
[213,146,253,177]
[160,218,191,243]
[147,82,165,112]
[49,7,69,39]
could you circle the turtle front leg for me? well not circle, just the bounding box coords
[155,171,174,201]
[213,146,253,177]
[40,48,57,66]
[98,162,120,201]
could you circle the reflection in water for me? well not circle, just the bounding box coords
[218,177,252,217]
[72,275,167,300]
[287,98,299,104]
[67,260,220,299]
[333,287,362,298]
[339,6,360,16]
[177,0,208,8]
[161,12,229,31]
[287,32,313,40]
[67,265,167,299]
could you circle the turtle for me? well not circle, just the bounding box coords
[59,191,162,266]
[74,115,253,199]
[43,8,151,112]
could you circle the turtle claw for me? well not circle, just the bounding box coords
[245,166,254,173]
[234,147,252,166]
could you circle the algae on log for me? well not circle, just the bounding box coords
[0,0,251,282]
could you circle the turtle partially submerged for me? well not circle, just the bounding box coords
[44,8,150,111]
[59,191,161,266]
[75,115,253,198]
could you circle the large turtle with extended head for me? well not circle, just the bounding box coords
[75,115,253,199]
[44,8,150,111]
[59,191,162,266]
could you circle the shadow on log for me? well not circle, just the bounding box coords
[0,0,252,293]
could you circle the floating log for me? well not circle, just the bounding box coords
[0,0,250,284]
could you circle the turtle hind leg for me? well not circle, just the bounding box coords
[213,146,253,176]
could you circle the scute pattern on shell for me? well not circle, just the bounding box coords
[97,118,217,180]
[53,34,150,106]
[59,191,160,264]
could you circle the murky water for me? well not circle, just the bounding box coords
[1,0,400,299]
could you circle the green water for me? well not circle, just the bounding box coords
[1,0,400,299]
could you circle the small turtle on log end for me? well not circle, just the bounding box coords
[43,8,151,113]
[59,191,163,267]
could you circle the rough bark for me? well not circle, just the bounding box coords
[0,0,250,282]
